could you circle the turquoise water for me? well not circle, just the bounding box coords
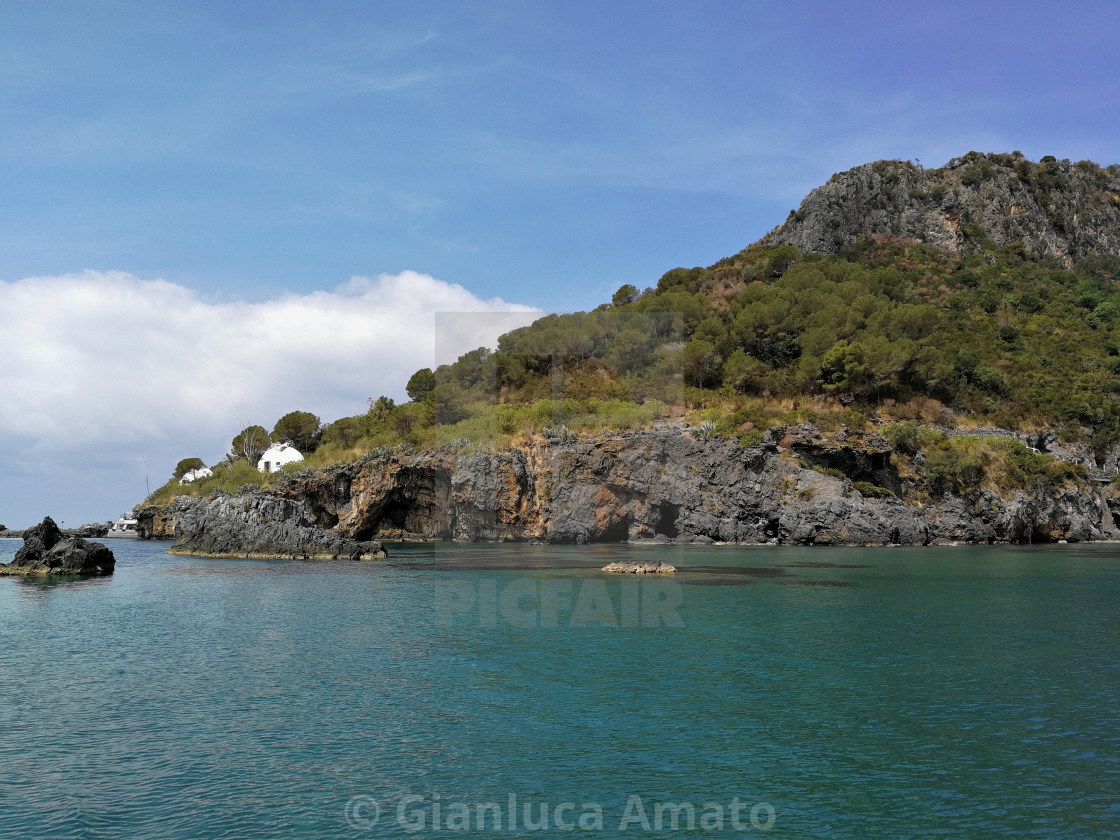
[0,539,1117,838]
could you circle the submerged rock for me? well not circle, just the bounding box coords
[0,516,115,577]
[602,560,677,574]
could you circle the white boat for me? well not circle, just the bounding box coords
[104,513,140,539]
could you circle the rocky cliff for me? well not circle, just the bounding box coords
[760,152,1120,263]
[146,493,386,560]
[139,426,1120,548]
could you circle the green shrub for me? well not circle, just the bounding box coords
[971,365,1010,396]
[916,427,948,449]
[852,481,894,498]
[207,460,266,494]
[984,437,1086,489]
[884,421,920,455]
[924,448,984,495]
[839,408,868,429]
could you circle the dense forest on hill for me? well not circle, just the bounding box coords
[147,154,1120,505]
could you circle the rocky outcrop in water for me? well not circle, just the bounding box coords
[158,493,386,560]
[761,152,1120,263]
[0,517,115,577]
[602,560,677,574]
[138,426,1119,548]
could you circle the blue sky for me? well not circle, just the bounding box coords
[2,0,1118,527]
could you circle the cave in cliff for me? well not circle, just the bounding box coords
[598,516,631,543]
[654,503,680,539]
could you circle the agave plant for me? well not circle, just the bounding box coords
[543,425,577,443]
[692,420,717,441]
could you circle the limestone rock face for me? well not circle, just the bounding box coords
[141,425,1118,549]
[760,152,1120,264]
[271,451,543,542]
[261,427,1113,546]
[135,505,176,540]
[0,516,115,576]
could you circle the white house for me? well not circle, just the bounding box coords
[258,443,304,473]
[179,467,214,485]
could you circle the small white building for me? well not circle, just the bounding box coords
[258,443,304,473]
[179,467,214,485]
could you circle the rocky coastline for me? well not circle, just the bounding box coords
[136,425,1120,550]
[148,493,386,561]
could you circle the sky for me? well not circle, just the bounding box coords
[1,0,1118,527]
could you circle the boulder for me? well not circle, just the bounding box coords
[0,516,115,577]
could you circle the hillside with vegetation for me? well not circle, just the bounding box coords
[146,153,1120,510]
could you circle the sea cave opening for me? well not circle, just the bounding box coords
[655,503,680,539]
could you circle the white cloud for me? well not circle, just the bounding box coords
[0,268,540,466]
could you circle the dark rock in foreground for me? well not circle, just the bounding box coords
[166,493,386,561]
[0,517,115,577]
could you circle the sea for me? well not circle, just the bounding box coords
[0,538,1117,839]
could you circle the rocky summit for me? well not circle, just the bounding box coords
[0,516,116,577]
[761,152,1120,263]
